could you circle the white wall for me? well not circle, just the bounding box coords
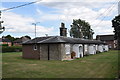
[104,45,109,51]
[98,45,104,52]
[84,44,89,55]
[65,44,70,54]
[88,44,96,54]
[73,44,83,58]
[93,45,96,54]
[96,45,98,51]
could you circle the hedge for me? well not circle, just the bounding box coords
[2,44,8,46]
[2,46,22,53]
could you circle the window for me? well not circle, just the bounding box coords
[34,44,37,50]
[65,44,70,54]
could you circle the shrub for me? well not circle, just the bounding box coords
[2,44,8,46]
[96,50,100,54]
[2,46,22,53]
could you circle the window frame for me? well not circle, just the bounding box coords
[33,44,37,50]
[65,44,70,54]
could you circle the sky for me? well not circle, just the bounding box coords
[0,0,119,39]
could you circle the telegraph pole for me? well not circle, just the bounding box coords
[32,23,37,38]
[0,11,5,34]
[32,22,40,44]
[32,22,40,39]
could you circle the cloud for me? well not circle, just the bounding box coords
[1,0,117,38]
[40,0,117,2]
[1,0,117,2]
[2,11,55,37]
[39,0,118,10]
[36,1,117,38]
[37,1,117,21]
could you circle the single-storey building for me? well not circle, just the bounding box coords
[96,34,117,49]
[22,22,109,60]
[22,36,108,60]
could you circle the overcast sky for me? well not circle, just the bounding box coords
[0,0,119,39]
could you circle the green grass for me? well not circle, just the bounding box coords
[2,50,119,78]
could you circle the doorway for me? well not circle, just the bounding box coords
[79,46,83,58]
[71,51,76,59]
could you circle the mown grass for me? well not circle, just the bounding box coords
[2,50,119,78]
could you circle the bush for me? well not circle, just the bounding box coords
[2,44,8,46]
[96,50,100,54]
[2,46,22,53]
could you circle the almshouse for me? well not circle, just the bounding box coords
[22,23,109,60]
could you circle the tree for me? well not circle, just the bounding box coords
[3,35,15,42]
[0,11,5,34]
[112,15,120,50]
[70,19,94,39]
[2,35,15,46]
[24,35,31,39]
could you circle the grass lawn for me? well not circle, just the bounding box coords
[2,50,119,78]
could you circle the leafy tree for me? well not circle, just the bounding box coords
[70,19,94,39]
[112,15,120,50]
[3,35,31,41]
[2,35,15,46]
[0,11,5,34]
[3,35,15,42]
[24,35,31,39]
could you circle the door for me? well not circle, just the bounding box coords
[71,51,76,59]
[79,46,83,57]
[39,44,49,60]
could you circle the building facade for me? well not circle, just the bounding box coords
[13,36,31,46]
[0,38,12,46]
[22,36,108,60]
[96,35,117,49]
[22,22,109,60]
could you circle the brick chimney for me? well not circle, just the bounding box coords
[60,22,67,37]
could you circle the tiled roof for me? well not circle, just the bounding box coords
[23,36,105,44]
[1,38,11,42]
[13,38,22,43]
[13,37,31,43]
[22,36,51,44]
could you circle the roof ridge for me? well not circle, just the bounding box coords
[23,36,105,44]
[38,36,55,43]
[56,36,66,42]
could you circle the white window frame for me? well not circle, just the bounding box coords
[65,44,70,54]
[33,44,37,50]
